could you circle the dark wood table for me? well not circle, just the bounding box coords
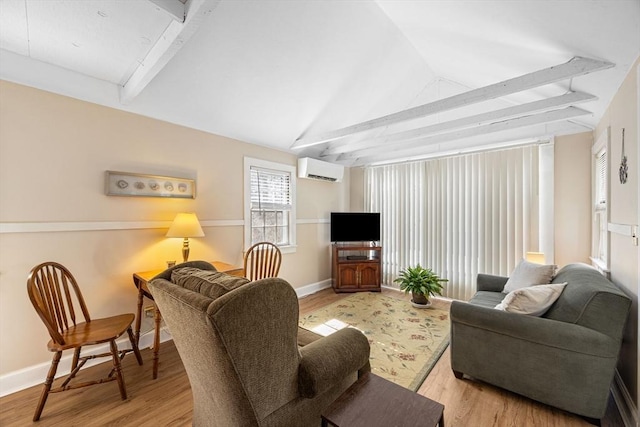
[133,261,244,379]
[321,372,444,427]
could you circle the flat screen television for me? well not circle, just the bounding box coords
[330,212,381,242]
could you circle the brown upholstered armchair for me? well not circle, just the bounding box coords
[149,261,371,427]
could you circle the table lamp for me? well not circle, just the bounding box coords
[166,212,205,262]
[525,252,545,265]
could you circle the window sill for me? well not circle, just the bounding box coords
[278,244,297,254]
[244,244,297,255]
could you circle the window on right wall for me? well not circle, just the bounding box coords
[592,127,609,272]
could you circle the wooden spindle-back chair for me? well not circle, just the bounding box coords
[27,262,143,421]
[243,241,282,281]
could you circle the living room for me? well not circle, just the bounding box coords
[0,1,638,426]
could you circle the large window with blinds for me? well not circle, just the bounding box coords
[243,158,296,251]
[365,145,543,301]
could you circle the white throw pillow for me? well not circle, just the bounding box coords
[503,259,556,293]
[495,283,567,316]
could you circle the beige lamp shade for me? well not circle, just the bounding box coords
[166,213,204,262]
[525,252,545,265]
[166,213,205,238]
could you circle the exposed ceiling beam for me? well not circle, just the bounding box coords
[291,56,613,149]
[351,120,591,168]
[120,0,220,104]
[321,91,596,156]
[342,106,591,162]
[368,137,551,166]
[148,0,185,22]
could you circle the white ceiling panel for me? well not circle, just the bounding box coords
[15,0,175,85]
[0,1,29,56]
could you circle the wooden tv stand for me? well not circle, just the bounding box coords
[332,243,382,293]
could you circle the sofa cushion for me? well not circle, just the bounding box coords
[495,283,567,316]
[469,291,506,308]
[170,267,250,299]
[503,259,556,293]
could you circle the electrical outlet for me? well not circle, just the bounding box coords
[144,305,155,318]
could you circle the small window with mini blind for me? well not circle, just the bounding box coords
[592,129,608,270]
[244,158,296,252]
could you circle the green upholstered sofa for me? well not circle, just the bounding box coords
[450,263,631,422]
[148,261,370,427]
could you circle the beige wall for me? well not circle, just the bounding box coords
[0,81,350,376]
[349,167,365,211]
[554,132,592,267]
[594,58,639,405]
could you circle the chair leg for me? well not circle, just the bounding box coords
[110,340,127,400]
[71,347,81,371]
[153,305,161,379]
[33,351,61,421]
[127,327,143,366]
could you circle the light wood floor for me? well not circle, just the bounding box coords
[0,288,623,426]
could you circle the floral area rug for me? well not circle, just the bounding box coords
[299,292,450,391]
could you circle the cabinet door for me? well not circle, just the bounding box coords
[337,264,359,289]
[358,264,380,289]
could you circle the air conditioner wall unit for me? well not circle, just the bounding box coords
[298,157,344,182]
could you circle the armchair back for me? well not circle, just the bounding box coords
[149,261,370,426]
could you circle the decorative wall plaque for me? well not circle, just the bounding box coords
[105,171,195,198]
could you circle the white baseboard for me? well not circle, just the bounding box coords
[0,328,171,398]
[295,279,332,298]
[611,369,638,427]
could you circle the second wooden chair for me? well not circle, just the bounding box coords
[243,241,282,281]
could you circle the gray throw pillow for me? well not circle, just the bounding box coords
[495,282,567,316]
[503,259,556,293]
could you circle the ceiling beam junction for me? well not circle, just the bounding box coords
[120,0,221,104]
[321,91,596,156]
[292,56,613,150]
[148,0,185,22]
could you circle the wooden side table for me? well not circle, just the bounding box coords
[321,372,444,427]
[133,261,244,379]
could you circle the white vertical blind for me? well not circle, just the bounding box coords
[365,146,540,300]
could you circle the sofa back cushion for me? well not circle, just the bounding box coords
[544,263,631,338]
[171,267,249,299]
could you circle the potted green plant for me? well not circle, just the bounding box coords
[394,264,448,308]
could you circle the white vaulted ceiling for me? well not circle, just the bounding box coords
[0,0,638,166]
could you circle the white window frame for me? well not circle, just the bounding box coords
[243,157,297,254]
[591,127,609,272]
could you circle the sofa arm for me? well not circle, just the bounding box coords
[476,274,508,292]
[298,328,370,398]
[450,301,617,356]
